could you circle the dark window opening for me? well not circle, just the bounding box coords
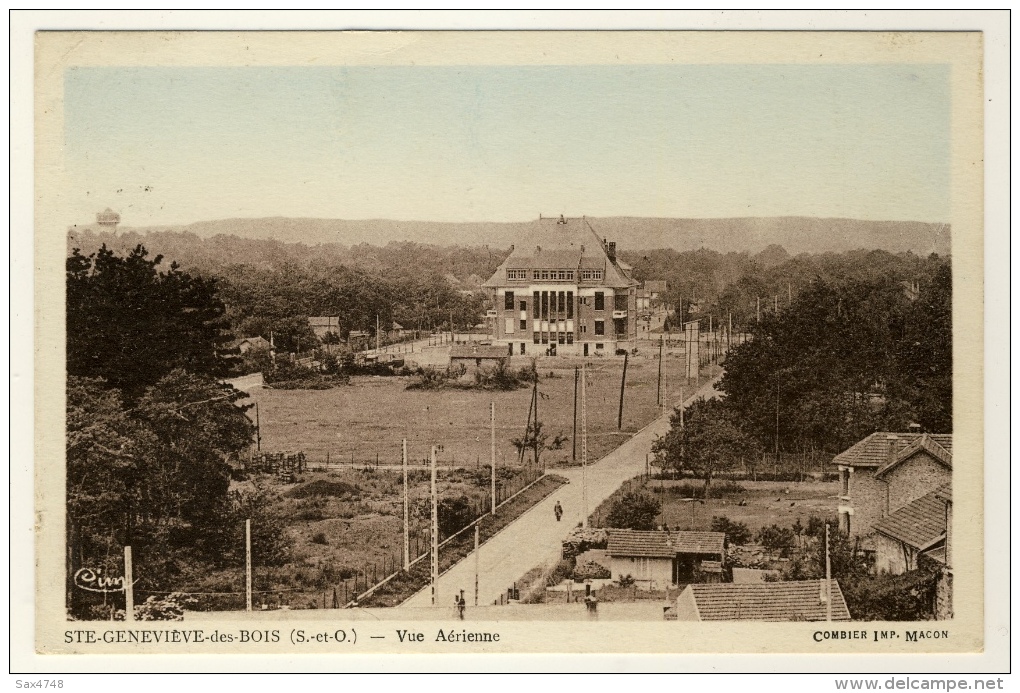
[533,292,540,318]
[594,292,605,311]
[533,332,540,344]
[566,333,574,345]
[615,293,628,310]
[595,320,605,336]
[567,291,574,319]
[541,291,549,319]
[504,292,515,310]
[519,300,527,312]
[520,319,527,331]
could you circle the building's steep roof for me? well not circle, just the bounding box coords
[682,580,851,622]
[482,217,637,289]
[606,529,675,558]
[833,432,953,469]
[872,488,948,551]
[671,531,726,556]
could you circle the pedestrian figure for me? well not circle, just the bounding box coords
[457,591,466,620]
[554,501,563,522]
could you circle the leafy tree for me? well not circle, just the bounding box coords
[66,370,256,616]
[67,245,236,398]
[605,491,661,530]
[652,398,759,496]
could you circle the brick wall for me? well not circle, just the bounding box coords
[884,452,951,512]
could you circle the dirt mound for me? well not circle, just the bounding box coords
[285,480,361,499]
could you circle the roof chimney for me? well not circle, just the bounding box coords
[886,433,899,466]
[536,245,542,253]
[557,214,567,225]
[608,241,617,262]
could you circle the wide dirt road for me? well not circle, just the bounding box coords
[401,373,721,608]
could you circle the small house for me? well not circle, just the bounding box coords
[674,580,851,622]
[671,531,727,583]
[832,432,952,540]
[308,316,341,340]
[606,530,675,590]
[449,345,510,376]
[870,485,949,575]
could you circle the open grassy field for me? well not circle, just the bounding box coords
[243,352,712,469]
[592,478,839,534]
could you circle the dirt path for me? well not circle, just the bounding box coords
[400,373,722,608]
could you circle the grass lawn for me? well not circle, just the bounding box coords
[243,352,709,469]
[592,478,839,534]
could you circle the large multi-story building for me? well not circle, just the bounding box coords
[482,216,639,356]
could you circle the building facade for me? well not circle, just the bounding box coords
[482,216,639,356]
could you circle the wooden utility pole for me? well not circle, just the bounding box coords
[474,525,480,606]
[825,523,833,622]
[679,386,684,428]
[756,296,761,323]
[728,312,732,351]
[376,314,381,353]
[254,403,261,452]
[532,373,540,465]
[775,372,781,457]
[520,383,535,465]
[580,363,589,527]
[123,546,134,622]
[656,338,664,407]
[572,366,579,461]
[245,519,252,612]
[430,446,438,606]
[402,438,410,570]
[617,352,629,430]
[490,402,496,514]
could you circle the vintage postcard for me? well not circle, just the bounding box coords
[22,22,1000,669]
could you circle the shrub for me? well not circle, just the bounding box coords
[669,481,745,499]
[573,560,612,581]
[618,574,636,588]
[134,593,198,621]
[756,524,796,553]
[311,531,329,545]
[605,491,661,530]
[285,480,361,500]
[710,516,752,545]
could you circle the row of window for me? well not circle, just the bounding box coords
[504,290,607,314]
[506,268,604,281]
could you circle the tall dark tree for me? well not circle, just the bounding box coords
[67,245,235,397]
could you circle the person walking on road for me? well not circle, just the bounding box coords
[456,591,466,620]
[554,501,563,522]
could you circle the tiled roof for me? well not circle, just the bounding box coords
[671,531,726,556]
[923,546,947,564]
[833,432,953,469]
[682,580,851,622]
[872,488,948,551]
[606,530,675,558]
[449,345,508,359]
[482,217,637,289]
[935,484,952,503]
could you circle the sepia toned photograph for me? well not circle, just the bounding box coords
[20,20,1001,670]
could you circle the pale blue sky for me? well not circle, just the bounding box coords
[64,64,950,226]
